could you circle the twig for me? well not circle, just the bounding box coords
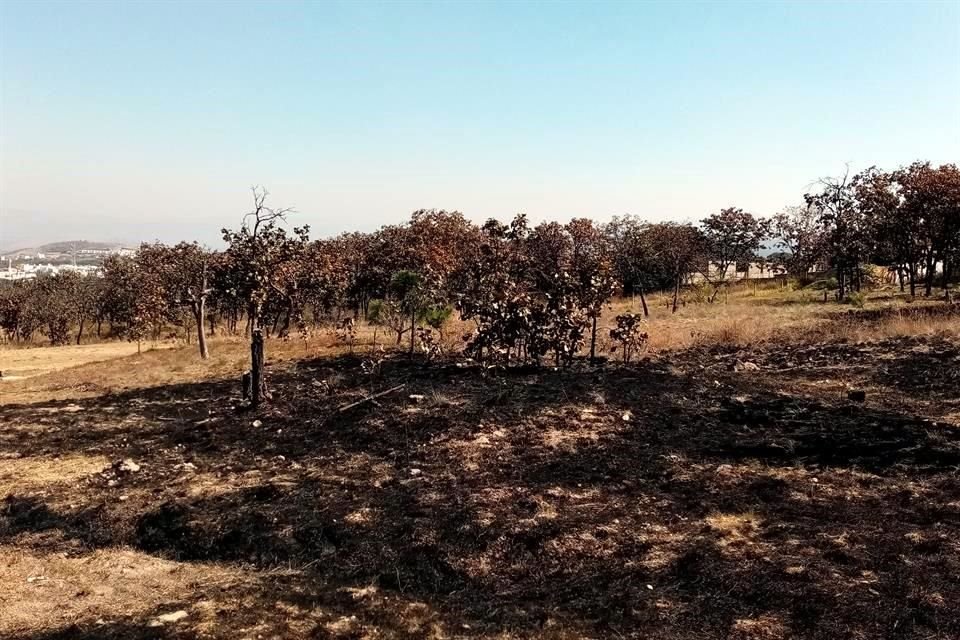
[336,384,406,413]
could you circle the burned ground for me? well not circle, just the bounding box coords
[2,334,959,639]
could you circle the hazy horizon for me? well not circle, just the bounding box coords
[2,1,958,249]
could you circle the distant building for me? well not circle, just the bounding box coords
[687,261,787,284]
[0,262,100,280]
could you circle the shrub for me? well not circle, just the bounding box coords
[609,313,649,363]
[846,291,868,308]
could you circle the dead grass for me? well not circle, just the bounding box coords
[0,342,175,380]
[0,546,246,637]
[1,285,958,639]
[605,285,959,354]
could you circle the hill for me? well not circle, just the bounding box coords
[2,240,130,257]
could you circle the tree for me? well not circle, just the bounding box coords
[645,223,706,313]
[567,218,617,360]
[700,208,770,301]
[0,280,42,342]
[604,216,669,317]
[389,270,426,355]
[136,242,214,358]
[771,205,827,282]
[367,298,408,347]
[893,162,960,298]
[806,168,868,300]
[33,274,73,345]
[222,187,300,408]
[101,254,152,349]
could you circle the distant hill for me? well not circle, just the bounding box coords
[2,240,130,256]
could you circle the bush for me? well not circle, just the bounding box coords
[846,291,868,308]
[609,313,649,363]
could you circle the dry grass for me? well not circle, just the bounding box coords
[0,547,245,637]
[0,334,353,404]
[1,284,958,638]
[604,284,959,354]
[0,342,174,380]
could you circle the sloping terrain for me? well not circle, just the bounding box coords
[2,335,959,639]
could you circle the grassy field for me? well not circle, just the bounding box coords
[2,286,959,639]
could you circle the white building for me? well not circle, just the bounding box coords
[687,261,787,284]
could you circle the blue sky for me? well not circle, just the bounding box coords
[1,0,958,248]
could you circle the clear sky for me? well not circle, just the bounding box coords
[1,0,958,249]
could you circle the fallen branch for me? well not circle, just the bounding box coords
[337,384,406,413]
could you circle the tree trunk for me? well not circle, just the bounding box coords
[925,255,935,296]
[251,329,265,409]
[672,275,680,313]
[944,258,952,302]
[589,314,598,361]
[96,318,102,338]
[638,285,649,317]
[75,317,85,345]
[908,261,916,297]
[195,302,209,359]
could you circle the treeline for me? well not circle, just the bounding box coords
[1,161,957,364]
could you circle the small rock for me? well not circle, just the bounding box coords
[116,459,140,473]
[408,394,426,404]
[409,468,422,476]
[26,575,47,583]
[176,462,197,472]
[148,610,188,627]
[252,419,263,428]
[621,411,632,422]
[734,361,760,372]
[118,495,129,502]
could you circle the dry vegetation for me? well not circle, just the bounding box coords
[2,288,959,639]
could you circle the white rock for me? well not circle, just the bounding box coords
[409,468,422,476]
[148,610,188,627]
[117,459,140,473]
[622,411,632,422]
[252,420,263,428]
